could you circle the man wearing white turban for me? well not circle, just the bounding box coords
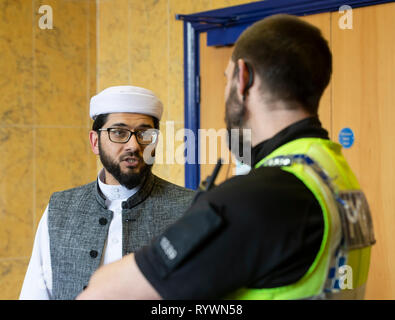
[20,86,194,300]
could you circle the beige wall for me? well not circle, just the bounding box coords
[0,0,97,299]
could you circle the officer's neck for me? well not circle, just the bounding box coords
[245,98,313,147]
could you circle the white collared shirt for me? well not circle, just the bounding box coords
[19,170,139,300]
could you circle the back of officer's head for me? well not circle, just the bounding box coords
[232,14,332,115]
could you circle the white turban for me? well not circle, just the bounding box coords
[90,85,163,120]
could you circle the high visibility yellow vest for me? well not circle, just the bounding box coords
[227,138,375,300]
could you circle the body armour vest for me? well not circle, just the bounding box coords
[48,172,194,300]
[228,138,375,300]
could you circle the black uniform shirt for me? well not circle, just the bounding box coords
[135,116,329,299]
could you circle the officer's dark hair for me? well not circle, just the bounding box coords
[92,113,160,131]
[232,14,332,115]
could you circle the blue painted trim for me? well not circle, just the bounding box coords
[177,0,395,32]
[203,0,395,46]
[206,23,252,47]
[178,0,395,188]
[183,21,200,190]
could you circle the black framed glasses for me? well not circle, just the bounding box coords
[98,127,159,145]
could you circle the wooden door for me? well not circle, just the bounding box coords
[331,2,395,299]
[300,13,332,138]
[200,33,235,185]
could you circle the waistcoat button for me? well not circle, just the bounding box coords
[90,250,98,258]
[99,217,108,225]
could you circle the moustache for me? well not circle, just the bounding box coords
[120,152,142,162]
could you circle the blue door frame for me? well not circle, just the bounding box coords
[176,0,394,190]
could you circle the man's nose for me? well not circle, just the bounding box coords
[124,133,141,152]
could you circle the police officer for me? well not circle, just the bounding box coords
[77,14,375,300]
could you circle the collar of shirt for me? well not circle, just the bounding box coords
[97,169,140,202]
[251,116,330,167]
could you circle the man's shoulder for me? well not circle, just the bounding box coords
[50,181,96,203]
[152,175,195,198]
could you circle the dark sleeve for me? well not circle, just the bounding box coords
[135,167,324,299]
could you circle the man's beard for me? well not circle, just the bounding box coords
[99,142,152,189]
[225,83,245,132]
[225,84,251,165]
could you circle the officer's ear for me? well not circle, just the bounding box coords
[236,59,254,101]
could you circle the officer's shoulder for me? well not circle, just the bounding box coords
[193,166,315,220]
[203,166,302,202]
[216,166,290,189]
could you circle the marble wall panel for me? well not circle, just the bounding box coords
[97,0,130,90]
[0,128,34,259]
[128,0,169,109]
[0,258,30,300]
[33,0,90,127]
[0,0,33,125]
[0,0,97,299]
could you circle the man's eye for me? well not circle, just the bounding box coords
[112,129,127,136]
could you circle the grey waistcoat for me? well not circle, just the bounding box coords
[47,172,194,300]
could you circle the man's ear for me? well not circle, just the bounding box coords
[89,130,100,155]
[236,59,253,99]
